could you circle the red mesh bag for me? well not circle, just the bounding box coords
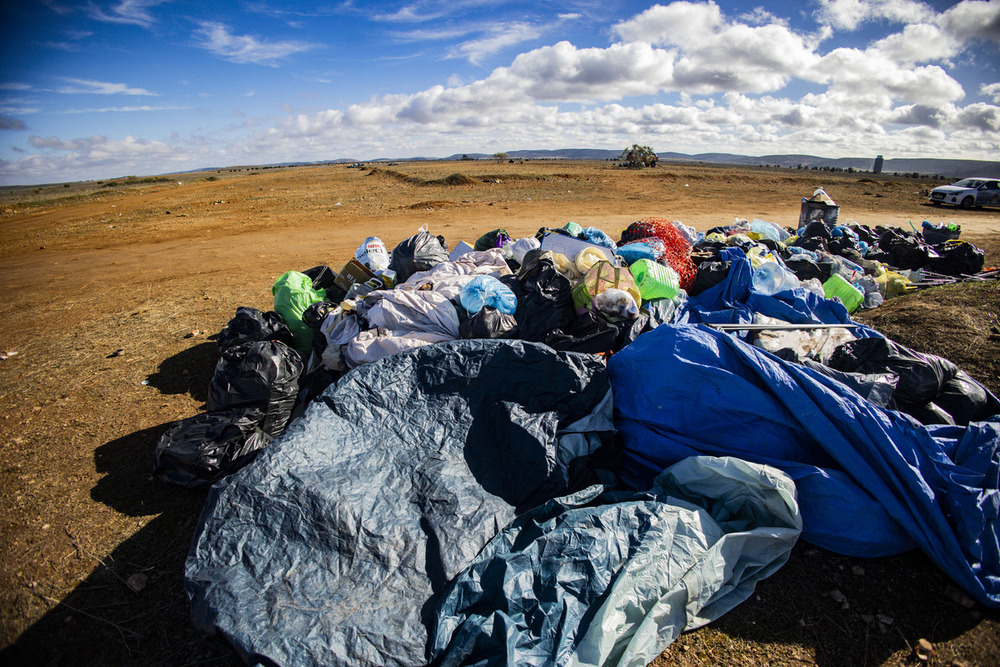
[619,217,697,290]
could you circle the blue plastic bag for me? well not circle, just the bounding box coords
[580,226,617,249]
[458,275,517,315]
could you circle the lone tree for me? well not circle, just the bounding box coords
[493,152,508,163]
[620,144,658,168]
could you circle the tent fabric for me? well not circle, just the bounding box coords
[607,324,1000,607]
[185,340,613,666]
[431,456,801,667]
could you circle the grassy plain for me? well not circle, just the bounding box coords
[1,160,998,666]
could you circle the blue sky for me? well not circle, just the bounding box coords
[1,0,998,185]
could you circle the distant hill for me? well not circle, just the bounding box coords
[187,149,999,181]
[440,149,999,179]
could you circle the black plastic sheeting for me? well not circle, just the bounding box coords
[186,340,613,666]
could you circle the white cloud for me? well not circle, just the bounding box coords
[506,41,675,101]
[612,2,820,94]
[193,22,317,65]
[85,0,168,28]
[939,0,1000,44]
[52,105,191,114]
[55,78,157,96]
[448,22,543,65]
[811,48,964,105]
[374,5,444,22]
[738,7,787,27]
[0,83,32,91]
[814,0,936,31]
[870,23,960,63]
[954,103,1000,131]
[982,82,1000,102]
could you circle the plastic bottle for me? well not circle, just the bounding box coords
[751,262,800,295]
[629,259,680,301]
[833,256,864,282]
[823,274,864,313]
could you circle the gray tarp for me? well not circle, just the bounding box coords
[185,340,613,666]
[431,456,801,667]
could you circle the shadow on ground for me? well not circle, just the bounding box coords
[145,340,218,406]
[1,421,240,666]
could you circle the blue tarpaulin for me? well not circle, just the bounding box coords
[608,323,1000,607]
[675,247,876,336]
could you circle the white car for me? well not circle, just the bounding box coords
[929,177,1000,209]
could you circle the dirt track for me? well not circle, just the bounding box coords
[1,161,998,666]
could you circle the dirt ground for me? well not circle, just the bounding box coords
[1,160,998,666]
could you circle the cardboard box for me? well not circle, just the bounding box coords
[333,258,376,293]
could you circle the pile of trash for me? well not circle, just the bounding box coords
[159,190,999,666]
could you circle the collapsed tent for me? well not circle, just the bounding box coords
[185,340,802,665]
[431,457,801,667]
[608,324,1000,606]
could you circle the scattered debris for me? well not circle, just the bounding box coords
[914,637,934,662]
[126,573,148,593]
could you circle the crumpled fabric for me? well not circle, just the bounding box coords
[608,324,1000,607]
[344,328,453,367]
[185,340,611,666]
[401,249,511,299]
[356,289,460,339]
[431,456,801,667]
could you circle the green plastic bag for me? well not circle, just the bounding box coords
[272,271,326,354]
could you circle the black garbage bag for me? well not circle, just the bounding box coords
[928,242,985,276]
[217,307,294,351]
[389,230,450,283]
[458,305,519,340]
[688,260,730,296]
[798,358,898,409]
[474,228,511,251]
[153,407,270,488]
[546,310,620,353]
[784,255,823,282]
[885,235,934,270]
[793,236,829,253]
[302,265,338,292]
[935,371,1000,425]
[827,337,957,407]
[908,401,956,426]
[800,220,833,239]
[207,340,305,438]
[864,248,894,264]
[499,250,575,343]
[302,300,337,357]
[850,224,879,246]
